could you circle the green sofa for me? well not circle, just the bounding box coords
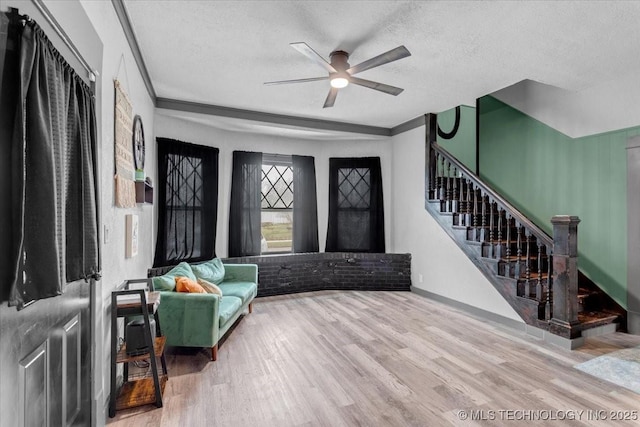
[149,260,258,361]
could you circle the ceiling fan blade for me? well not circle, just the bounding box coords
[264,76,328,85]
[291,42,337,73]
[323,87,338,108]
[350,77,404,96]
[347,45,411,75]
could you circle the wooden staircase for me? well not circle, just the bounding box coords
[424,114,622,340]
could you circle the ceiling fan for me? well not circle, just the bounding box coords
[265,42,411,108]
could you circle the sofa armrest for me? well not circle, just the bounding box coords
[157,291,221,347]
[223,263,258,283]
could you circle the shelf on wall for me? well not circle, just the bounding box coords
[135,180,153,204]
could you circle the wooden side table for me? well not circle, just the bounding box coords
[109,280,168,417]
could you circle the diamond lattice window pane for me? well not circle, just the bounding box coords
[167,154,203,207]
[261,164,293,209]
[338,168,370,209]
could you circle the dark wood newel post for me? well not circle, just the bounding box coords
[549,215,582,339]
[425,113,437,203]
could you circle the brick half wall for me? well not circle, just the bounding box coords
[222,252,412,297]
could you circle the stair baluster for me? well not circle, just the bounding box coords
[489,200,495,258]
[452,166,458,214]
[515,225,523,278]
[458,172,465,222]
[480,194,487,242]
[465,179,472,226]
[445,161,451,212]
[504,214,512,277]
[524,231,531,298]
[439,154,445,200]
[546,244,553,321]
[536,241,543,302]
[497,208,503,260]
[472,188,479,241]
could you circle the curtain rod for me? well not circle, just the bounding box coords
[19,0,98,82]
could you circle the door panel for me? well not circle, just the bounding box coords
[0,281,91,427]
[63,315,81,426]
[19,341,49,427]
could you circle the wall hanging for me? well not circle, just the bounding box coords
[114,79,136,207]
[125,214,139,258]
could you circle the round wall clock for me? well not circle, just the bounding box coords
[132,115,145,171]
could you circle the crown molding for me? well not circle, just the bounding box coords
[111,0,156,101]
[390,115,426,136]
[157,98,396,136]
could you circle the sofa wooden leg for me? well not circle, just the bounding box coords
[211,344,218,361]
[248,302,253,314]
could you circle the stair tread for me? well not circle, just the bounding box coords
[518,272,548,280]
[578,311,619,329]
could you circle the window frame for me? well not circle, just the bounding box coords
[260,154,294,255]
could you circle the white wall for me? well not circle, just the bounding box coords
[79,1,157,423]
[493,78,640,138]
[154,110,393,256]
[391,126,523,322]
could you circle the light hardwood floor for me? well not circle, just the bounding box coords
[107,291,640,426]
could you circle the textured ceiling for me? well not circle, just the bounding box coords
[123,0,640,129]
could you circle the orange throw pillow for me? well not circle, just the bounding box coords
[175,276,206,293]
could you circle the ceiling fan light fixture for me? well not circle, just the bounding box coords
[330,76,349,88]
[330,70,350,88]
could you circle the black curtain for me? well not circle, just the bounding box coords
[326,157,385,253]
[0,11,19,303]
[228,151,262,257]
[292,155,319,253]
[1,18,100,309]
[153,138,219,267]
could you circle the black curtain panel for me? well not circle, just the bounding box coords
[0,12,19,302]
[153,138,219,267]
[3,19,100,309]
[292,155,319,253]
[228,151,263,257]
[326,157,385,253]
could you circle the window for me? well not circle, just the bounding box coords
[261,156,293,253]
[165,153,204,259]
[229,151,318,256]
[154,138,219,266]
[337,167,372,250]
[326,157,385,253]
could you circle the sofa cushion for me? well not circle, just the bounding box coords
[218,282,257,304]
[197,278,223,296]
[152,262,196,291]
[175,276,206,293]
[191,258,226,284]
[219,296,242,328]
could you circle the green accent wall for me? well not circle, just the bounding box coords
[437,105,476,171]
[479,96,640,308]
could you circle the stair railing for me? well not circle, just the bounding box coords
[424,113,581,338]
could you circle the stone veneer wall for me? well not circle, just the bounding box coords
[221,252,412,297]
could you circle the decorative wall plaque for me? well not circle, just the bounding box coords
[114,80,136,207]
